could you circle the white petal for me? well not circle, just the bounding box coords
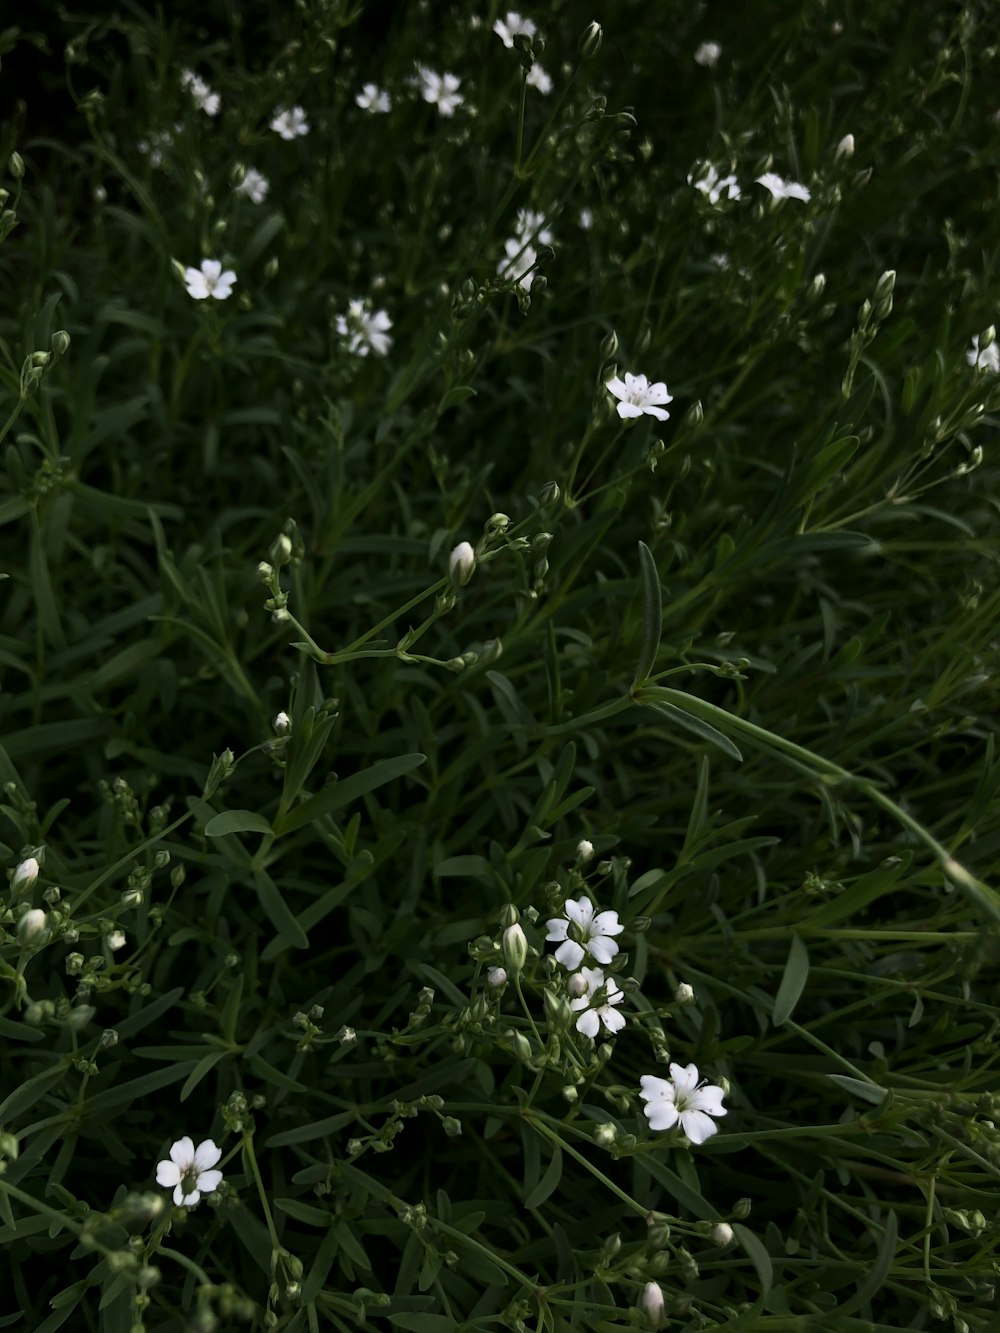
[201,260,222,281]
[575,1009,600,1038]
[554,939,585,970]
[196,1168,223,1193]
[669,1063,699,1092]
[578,965,604,991]
[644,383,673,405]
[601,1006,626,1033]
[689,1085,727,1116]
[569,995,589,1013]
[644,1101,679,1131]
[156,1161,181,1186]
[639,1074,672,1101]
[180,1188,202,1207]
[169,1137,195,1167]
[605,376,627,400]
[591,910,623,936]
[563,897,594,930]
[173,1183,186,1205]
[545,917,569,942]
[193,1140,222,1172]
[681,1109,720,1145]
[645,406,671,422]
[587,936,619,965]
[616,402,644,419]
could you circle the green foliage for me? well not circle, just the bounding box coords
[0,1,999,1330]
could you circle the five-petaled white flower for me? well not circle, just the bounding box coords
[526,63,553,94]
[569,965,626,1037]
[606,373,673,422]
[545,897,623,970]
[967,334,999,373]
[184,260,237,302]
[694,41,722,68]
[356,83,392,114]
[639,1064,727,1144]
[494,11,537,47]
[181,69,220,117]
[414,66,464,117]
[755,172,811,203]
[155,1137,224,1207]
[335,299,393,357]
[271,106,310,139]
[690,164,741,205]
[235,167,269,204]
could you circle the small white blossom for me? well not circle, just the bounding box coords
[693,41,722,68]
[335,299,393,357]
[576,838,594,865]
[494,11,537,47]
[674,982,695,1004]
[414,66,464,117]
[835,133,855,160]
[273,711,291,734]
[712,1222,735,1246]
[271,106,310,139]
[755,172,811,203]
[108,930,127,951]
[639,1063,728,1144]
[235,167,269,204]
[184,259,237,302]
[526,63,553,94]
[568,965,626,1037]
[545,896,623,970]
[181,69,220,117]
[155,1137,223,1207]
[449,541,476,587]
[356,83,392,114]
[690,164,741,204]
[606,372,673,422]
[967,334,1000,373]
[487,966,508,987]
[12,857,40,891]
[641,1281,665,1329]
[18,909,47,944]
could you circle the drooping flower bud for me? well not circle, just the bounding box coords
[12,857,39,892]
[580,20,603,59]
[449,541,476,587]
[576,838,595,865]
[641,1281,665,1329]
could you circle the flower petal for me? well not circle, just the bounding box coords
[586,936,619,965]
[601,1006,627,1034]
[193,1139,222,1172]
[156,1161,181,1186]
[575,1009,600,1038]
[639,1074,673,1101]
[170,1137,195,1167]
[180,1188,202,1207]
[668,1063,699,1092]
[591,911,623,936]
[689,1085,727,1117]
[554,938,585,970]
[644,1101,680,1132]
[616,402,644,419]
[563,897,594,929]
[680,1109,720,1145]
[644,383,673,405]
[645,406,671,421]
[196,1168,223,1193]
[545,917,569,941]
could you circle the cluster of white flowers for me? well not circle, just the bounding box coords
[271,106,310,139]
[606,372,673,422]
[335,298,393,357]
[690,164,741,205]
[184,259,237,302]
[235,167,269,204]
[180,68,220,117]
[414,65,464,117]
[492,11,552,93]
[497,208,553,292]
[967,333,999,373]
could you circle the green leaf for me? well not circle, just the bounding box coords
[276,753,426,835]
[204,809,272,837]
[633,540,662,686]
[797,435,860,504]
[637,696,744,762]
[264,1111,356,1148]
[250,870,309,949]
[523,1141,562,1209]
[438,385,477,412]
[772,933,810,1026]
[733,1223,773,1298]
[827,1074,886,1105]
[388,1315,458,1332]
[432,855,492,879]
[836,1211,898,1317]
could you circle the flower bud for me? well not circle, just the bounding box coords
[599,329,619,359]
[539,480,561,507]
[448,541,476,587]
[567,971,588,998]
[576,838,594,865]
[108,930,126,951]
[12,857,40,891]
[8,152,24,180]
[270,534,293,567]
[18,908,47,943]
[508,1029,533,1060]
[711,1222,734,1246]
[256,561,274,582]
[502,923,528,972]
[641,1281,665,1329]
[580,20,603,59]
[487,966,508,987]
[732,1197,752,1219]
[273,711,291,734]
[485,512,511,537]
[674,982,695,1004]
[593,1122,617,1146]
[835,133,855,160]
[50,330,71,357]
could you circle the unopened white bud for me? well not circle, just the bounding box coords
[273,711,291,734]
[711,1222,734,1246]
[449,541,476,587]
[641,1281,665,1329]
[108,930,127,951]
[502,923,528,972]
[674,982,695,1004]
[593,1122,617,1146]
[835,133,855,160]
[576,838,594,865]
[487,966,508,987]
[12,857,39,891]
[567,972,588,998]
[18,908,47,943]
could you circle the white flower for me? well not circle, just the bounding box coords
[641,1281,665,1329]
[335,299,393,357]
[184,259,237,301]
[545,896,623,970]
[108,930,127,951]
[12,857,40,891]
[568,965,626,1038]
[414,66,464,116]
[449,541,476,586]
[967,334,1000,373]
[487,966,508,987]
[273,711,291,734]
[639,1063,728,1144]
[689,164,741,204]
[674,982,695,1004]
[755,172,811,203]
[526,63,553,94]
[235,167,269,204]
[155,1137,223,1207]
[356,83,392,114]
[271,106,310,139]
[693,41,722,68]
[576,838,594,865]
[18,909,47,944]
[181,70,220,117]
[494,11,537,47]
[606,372,673,422]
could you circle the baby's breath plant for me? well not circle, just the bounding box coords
[1,2,999,1330]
